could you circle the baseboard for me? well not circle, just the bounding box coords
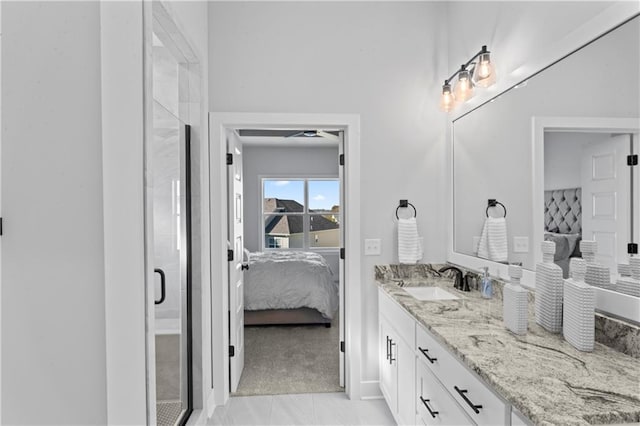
[186,409,205,426]
[359,380,383,400]
[206,391,216,418]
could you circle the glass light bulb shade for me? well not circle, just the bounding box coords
[454,71,475,102]
[439,87,456,112]
[473,53,496,88]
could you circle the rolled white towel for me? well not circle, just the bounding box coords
[398,217,423,264]
[477,217,508,262]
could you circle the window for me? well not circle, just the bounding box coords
[263,178,340,250]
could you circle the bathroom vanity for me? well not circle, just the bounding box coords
[376,265,640,426]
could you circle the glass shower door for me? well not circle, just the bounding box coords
[152,100,192,426]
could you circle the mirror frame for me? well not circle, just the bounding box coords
[447,4,640,324]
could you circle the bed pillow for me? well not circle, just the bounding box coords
[544,233,571,261]
[545,232,581,256]
[565,233,582,257]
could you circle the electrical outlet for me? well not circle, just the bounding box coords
[364,238,382,256]
[473,236,481,253]
[513,236,529,253]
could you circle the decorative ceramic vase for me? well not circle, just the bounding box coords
[617,263,632,278]
[580,240,614,291]
[616,256,640,297]
[563,258,595,352]
[504,265,528,335]
[535,241,564,333]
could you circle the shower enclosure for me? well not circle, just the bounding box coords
[152,104,192,425]
[148,5,195,424]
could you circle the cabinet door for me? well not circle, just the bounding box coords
[379,318,397,413]
[511,409,530,426]
[416,360,473,426]
[397,336,416,425]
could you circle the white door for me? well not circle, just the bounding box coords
[338,132,345,388]
[581,134,631,278]
[227,130,245,392]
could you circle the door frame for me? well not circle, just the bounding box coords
[532,116,640,323]
[208,113,362,410]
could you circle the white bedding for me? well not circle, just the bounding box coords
[244,251,338,319]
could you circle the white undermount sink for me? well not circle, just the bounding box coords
[403,286,460,301]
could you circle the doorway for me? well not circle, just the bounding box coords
[227,129,346,396]
[209,113,362,406]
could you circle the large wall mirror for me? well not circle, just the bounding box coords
[452,14,640,317]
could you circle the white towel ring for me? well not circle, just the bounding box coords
[486,199,507,218]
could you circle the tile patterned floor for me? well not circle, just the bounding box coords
[157,400,183,426]
[208,392,395,426]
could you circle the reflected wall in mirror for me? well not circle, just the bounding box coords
[453,14,640,288]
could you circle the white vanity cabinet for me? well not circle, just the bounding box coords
[511,408,530,426]
[416,323,509,425]
[378,288,512,426]
[416,358,473,425]
[379,289,417,425]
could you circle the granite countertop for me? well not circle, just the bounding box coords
[375,265,640,426]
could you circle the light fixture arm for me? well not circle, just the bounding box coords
[443,45,490,85]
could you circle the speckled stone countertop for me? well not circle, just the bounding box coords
[375,265,640,426]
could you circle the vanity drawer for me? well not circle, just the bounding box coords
[416,324,508,425]
[415,322,451,381]
[416,358,473,426]
[379,289,415,347]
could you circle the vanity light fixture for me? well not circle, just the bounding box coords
[440,45,496,112]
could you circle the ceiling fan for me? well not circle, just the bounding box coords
[286,130,340,142]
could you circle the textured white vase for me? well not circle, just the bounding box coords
[504,265,528,335]
[535,241,564,333]
[563,258,595,352]
[616,256,640,297]
[580,240,614,291]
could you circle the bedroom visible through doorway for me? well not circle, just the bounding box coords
[226,129,345,396]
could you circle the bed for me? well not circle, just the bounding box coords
[244,250,338,326]
[543,188,582,278]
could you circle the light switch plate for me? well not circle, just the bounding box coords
[513,236,529,253]
[364,238,382,256]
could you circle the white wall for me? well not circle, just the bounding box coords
[544,132,604,191]
[0,2,3,420]
[2,2,108,423]
[446,2,615,95]
[209,1,449,393]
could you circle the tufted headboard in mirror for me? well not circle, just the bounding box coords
[544,188,582,234]
[544,187,582,277]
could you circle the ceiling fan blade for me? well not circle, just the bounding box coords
[286,131,306,138]
[316,130,339,141]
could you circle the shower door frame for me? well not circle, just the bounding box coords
[144,3,198,424]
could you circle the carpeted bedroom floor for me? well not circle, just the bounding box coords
[234,315,342,396]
